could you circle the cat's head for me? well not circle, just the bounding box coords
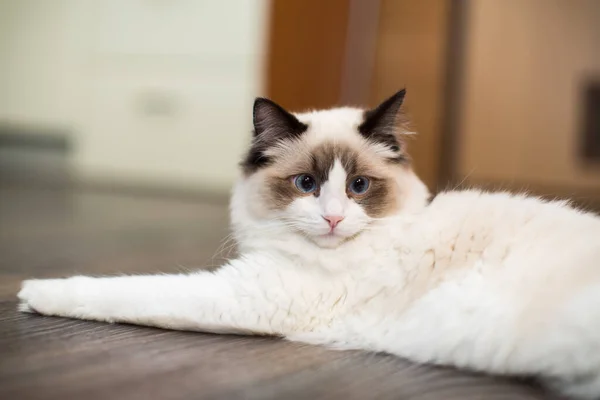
[231,90,429,249]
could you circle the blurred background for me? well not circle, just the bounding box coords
[1,0,599,201]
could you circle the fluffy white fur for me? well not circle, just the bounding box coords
[18,106,600,399]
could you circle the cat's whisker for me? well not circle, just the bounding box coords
[210,232,239,261]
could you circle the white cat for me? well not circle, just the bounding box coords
[18,90,600,399]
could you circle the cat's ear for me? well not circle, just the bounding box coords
[358,89,407,153]
[242,98,308,174]
[253,98,307,140]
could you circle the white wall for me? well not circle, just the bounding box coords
[0,0,78,126]
[0,0,270,193]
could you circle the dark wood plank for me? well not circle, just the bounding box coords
[266,0,350,110]
[0,184,556,399]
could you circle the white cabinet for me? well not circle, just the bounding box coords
[0,0,270,193]
[75,0,269,192]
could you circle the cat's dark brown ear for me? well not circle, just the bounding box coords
[253,98,307,140]
[243,98,308,174]
[358,89,407,158]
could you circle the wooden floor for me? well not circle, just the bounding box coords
[0,183,557,399]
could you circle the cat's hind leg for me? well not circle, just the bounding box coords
[541,283,600,400]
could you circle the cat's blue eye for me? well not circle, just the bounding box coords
[349,177,370,195]
[294,174,318,194]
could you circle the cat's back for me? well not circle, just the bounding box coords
[383,190,600,392]
[419,189,600,297]
[426,189,600,241]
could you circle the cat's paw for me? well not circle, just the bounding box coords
[17,299,35,313]
[17,278,72,316]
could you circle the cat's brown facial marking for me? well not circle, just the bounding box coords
[351,176,398,218]
[261,141,401,218]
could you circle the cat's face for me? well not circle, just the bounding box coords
[235,90,427,249]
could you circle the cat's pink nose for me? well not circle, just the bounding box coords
[323,215,344,229]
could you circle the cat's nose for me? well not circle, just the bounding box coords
[323,215,344,229]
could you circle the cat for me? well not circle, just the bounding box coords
[18,89,600,399]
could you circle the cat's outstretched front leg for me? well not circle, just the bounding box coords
[18,257,319,335]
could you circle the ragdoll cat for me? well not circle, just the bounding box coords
[18,89,600,399]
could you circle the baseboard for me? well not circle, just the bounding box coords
[451,178,600,212]
[0,122,230,204]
